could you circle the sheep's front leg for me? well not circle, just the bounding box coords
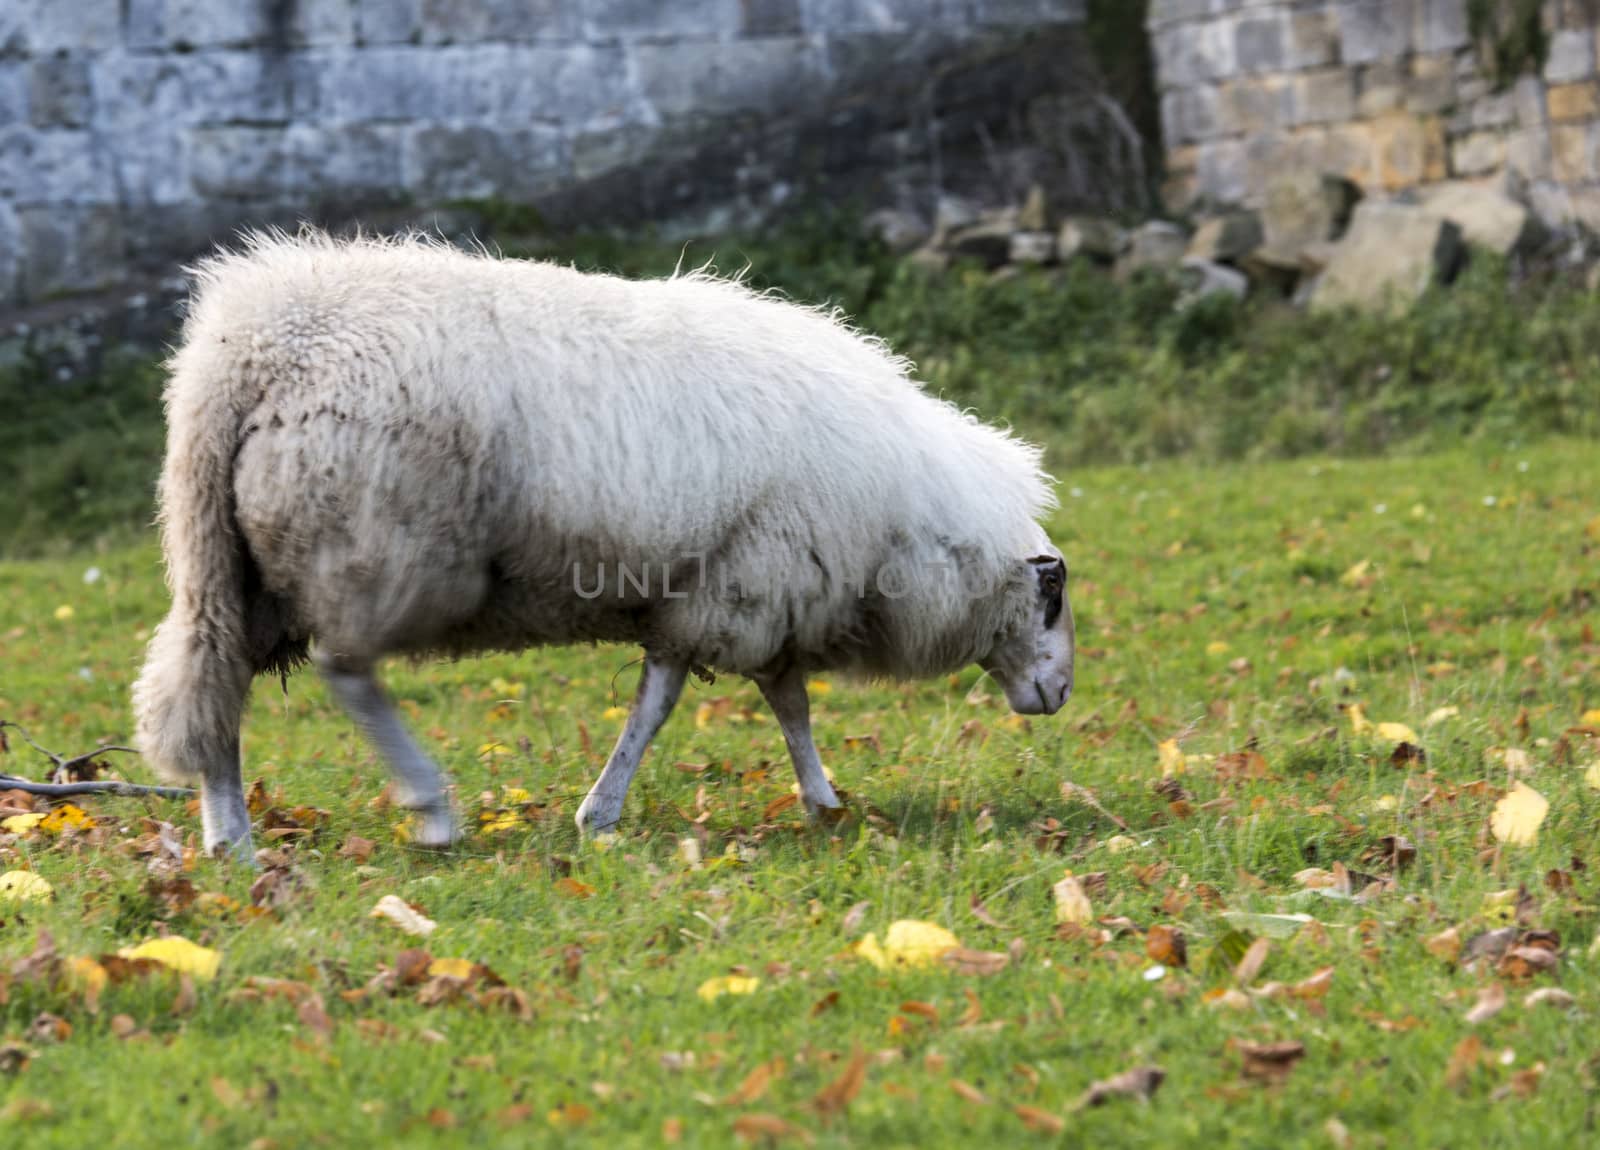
[756,666,842,817]
[317,652,459,848]
[200,735,254,860]
[575,656,687,836]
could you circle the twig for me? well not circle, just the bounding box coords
[1060,781,1130,831]
[0,719,192,799]
[0,774,193,799]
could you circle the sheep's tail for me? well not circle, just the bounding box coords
[132,347,305,784]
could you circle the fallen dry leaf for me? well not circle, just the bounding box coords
[1425,927,1462,964]
[811,1048,868,1118]
[722,1058,785,1106]
[1052,874,1093,927]
[1464,983,1507,1025]
[1490,782,1549,847]
[117,936,221,982]
[854,920,960,971]
[1234,937,1271,986]
[697,975,760,1003]
[0,871,53,904]
[942,947,1008,976]
[1524,987,1576,1009]
[949,1079,990,1105]
[1079,1064,1165,1107]
[734,1113,814,1145]
[1236,1040,1305,1083]
[1446,1035,1484,1091]
[1146,924,1187,968]
[1013,1104,1066,1134]
[370,895,437,937]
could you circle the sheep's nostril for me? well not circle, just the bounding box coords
[1058,681,1071,705]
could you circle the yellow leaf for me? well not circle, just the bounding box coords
[39,804,94,833]
[0,813,45,834]
[808,679,833,695]
[1104,835,1139,854]
[1052,874,1093,926]
[1424,706,1459,728]
[0,871,53,903]
[1375,722,1419,744]
[1584,761,1600,791]
[1345,704,1371,734]
[854,920,962,970]
[477,741,511,759]
[53,604,75,621]
[427,957,476,980]
[65,956,107,1009]
[1157,739,1186,777]
[1490,782,1549,847]
[696,975,761,1002]
[479,810,521,835]
[1205,640,1230,656]
[601,706,629,722]
[117,936,222,981]
[1339,559,1372,587]
[488,677,524,698]
[1582,709,1600,726]
[501,787,532,804]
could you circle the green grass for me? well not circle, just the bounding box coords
[8,222,1600,557]
[3,440,1598,1146]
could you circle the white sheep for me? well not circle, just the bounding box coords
[132,230,1075,857]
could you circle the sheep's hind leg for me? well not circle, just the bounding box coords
[575,656,688,836]
[316,652,459,848]
[756,666,842,817]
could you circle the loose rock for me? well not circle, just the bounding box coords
[1310,201,1463,314]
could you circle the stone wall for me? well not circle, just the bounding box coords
[1148,0,1600,229]
[0,0,1085,309]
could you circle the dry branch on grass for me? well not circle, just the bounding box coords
[0,719,191,799]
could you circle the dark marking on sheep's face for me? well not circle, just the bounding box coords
[982,550,1074,717]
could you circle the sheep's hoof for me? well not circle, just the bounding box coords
[204,833,256,864]
[574,794,622,838]
[409,804,461,850]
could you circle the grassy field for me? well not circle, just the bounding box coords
[2,438,1597,1146]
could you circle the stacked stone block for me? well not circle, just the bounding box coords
[0,0,1085,308]
[1149,0,1600,226]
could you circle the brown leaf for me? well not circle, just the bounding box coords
[956,989,982,1027]
[338,836,375,863]
[1236,1041,1305,1083]
[395,948,433,986]
[811,1048,868,1118]
[949,1079,990,1105]
[722,1058,785,1106]
[763,794,799,821]
[662,1117,684,1143]
[27,1013,70,1045]
[1390,742,1426,767]
[1524,987,1576,1009]
[969,895,1007,930]
[0,1043,30,1075]
[733,1113,814,1145]
[1445,1035,1484,1092]
[494,1104,536,1127]
[840,901,870,936]
[1013,1104,1066,1134]
[297,994,333,1039]
[942,947,1009,976]
[810,991,840,1017]
[1290,966,1335,1000]
[1498,946,1559,980]
[1079,1065,1165,1106]
[1464,983,1507,1024]
[1146,925,1187,968]
[1425,927,1462,964]
[1234,937,1271,986]
[899,1001,939,1024]
[169,974,197,1017]
[554,876,595,899]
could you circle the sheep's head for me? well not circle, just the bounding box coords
[981,550,1074,716]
